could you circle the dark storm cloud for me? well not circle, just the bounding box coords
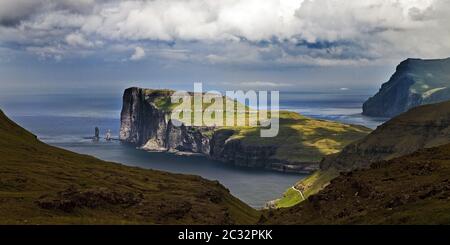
[0,0,40,27]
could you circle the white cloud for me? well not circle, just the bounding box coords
[65,32,93,48]
[130,46,146,61]
[0,0,449,65]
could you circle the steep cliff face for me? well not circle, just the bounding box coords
[210,129,319,173]
[210,129,277,169]
[282,58,450,206]
[120,87,211,154]
[119,88,286,170]
[363,57,450,117]
[323,100,450,171]
[120,87,370,173]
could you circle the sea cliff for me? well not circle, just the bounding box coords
[363,57,450,117]
[120,87,370,174]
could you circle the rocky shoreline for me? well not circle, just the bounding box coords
[135,143,318,174]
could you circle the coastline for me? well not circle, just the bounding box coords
[139,145,318,175]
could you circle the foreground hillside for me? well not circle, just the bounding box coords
[121,87,370,173]
[265,143,450,224]
[363,57,450,117]
[322,100,450,171]
[0,109,259,224]
[274,100,450,208]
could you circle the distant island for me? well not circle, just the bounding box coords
[363,57,450,117]
[119,87,370,174]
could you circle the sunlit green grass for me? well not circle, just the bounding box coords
[145,89,371,164]
[275,168,339,208]
[228,112,371,163]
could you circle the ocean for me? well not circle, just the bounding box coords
[0,91,386,208]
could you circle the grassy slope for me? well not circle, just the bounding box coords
[275,168,338,208]
[0,109,259,224]
[229,111,370,163]
[144,89,371,164]
[265,144,450,224]
[276,100,450,208]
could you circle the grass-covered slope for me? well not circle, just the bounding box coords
[273,100,450,208]
[141,88,371,167]
[0,109,259,224]
[264,143,450,224]
[226,111,370,164]
[273,168,338,208]
[323,100,450,171]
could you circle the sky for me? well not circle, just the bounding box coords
[1,0,450,94]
